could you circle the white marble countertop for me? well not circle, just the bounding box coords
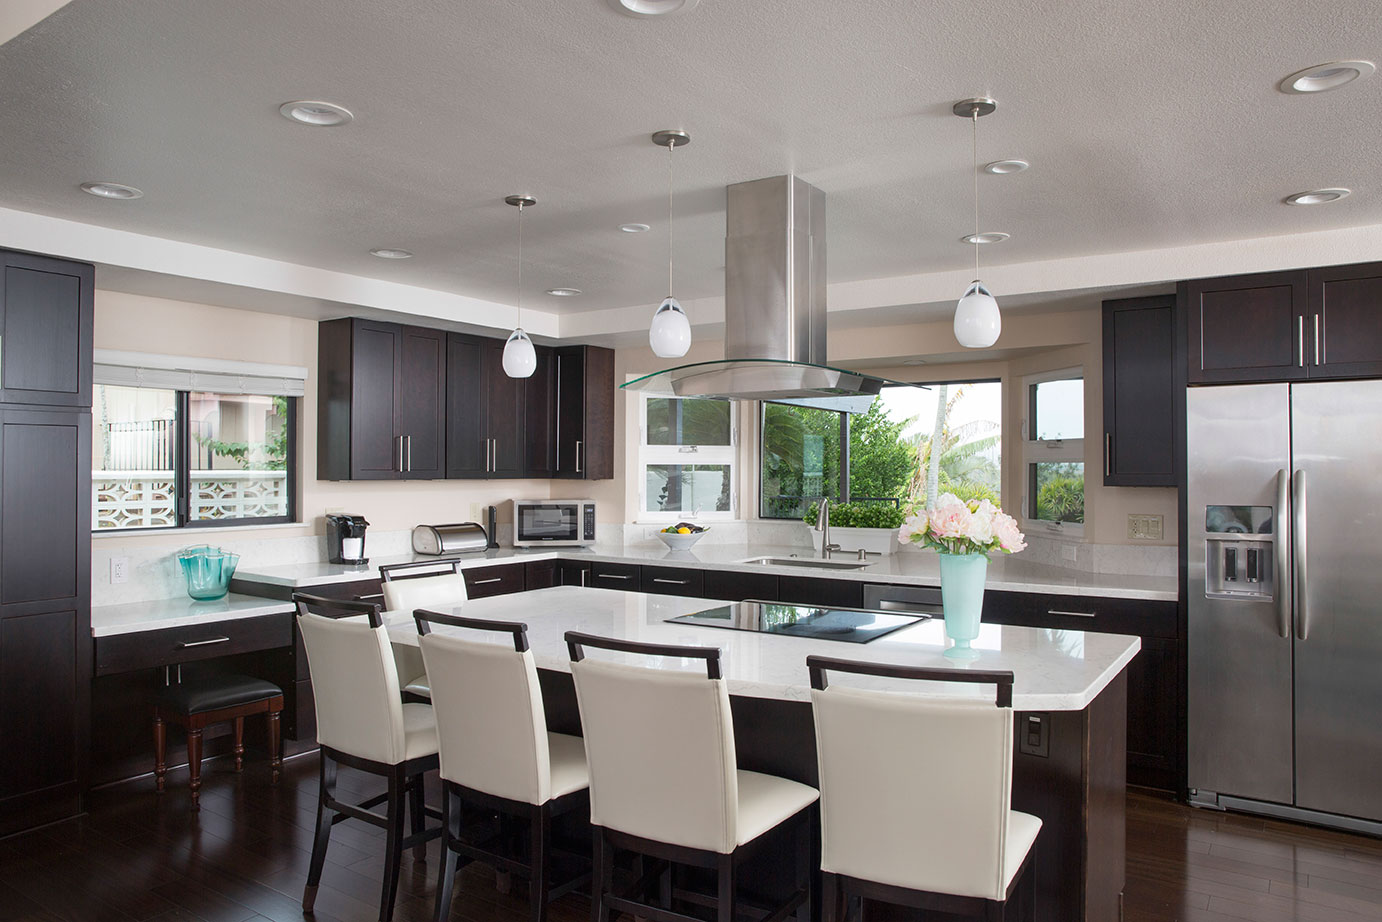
[91,593,294,637]
[385,586,1141,711]
[234,542,1177,601]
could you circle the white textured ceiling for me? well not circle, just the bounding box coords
[0,0,1378,319]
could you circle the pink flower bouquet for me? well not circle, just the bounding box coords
[898,493,1027,556]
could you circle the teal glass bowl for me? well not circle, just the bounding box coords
[177,546,240,600]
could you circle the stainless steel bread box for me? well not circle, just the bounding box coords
[412,522,489,556]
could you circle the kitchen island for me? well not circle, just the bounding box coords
[389,586,1139,922]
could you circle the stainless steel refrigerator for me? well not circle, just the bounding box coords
[1187,380,1382,833]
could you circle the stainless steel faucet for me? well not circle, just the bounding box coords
[815,498,840,559]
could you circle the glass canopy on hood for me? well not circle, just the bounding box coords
[621,358,925,414]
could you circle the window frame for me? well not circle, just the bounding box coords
[93,385,298,533]
[635,394,738,523]
[1021,367,1085,536]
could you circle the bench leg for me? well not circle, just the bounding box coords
[153,714,167,794]
[233,717,245,772]
[187,728,203,812]
[267,708,282,784]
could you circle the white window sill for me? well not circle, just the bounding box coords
[91,522,307,539]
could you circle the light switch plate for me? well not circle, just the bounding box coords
[1061,544,1078,562]
[1128,514,1164,541]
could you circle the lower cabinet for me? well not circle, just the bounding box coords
[639,565,703,598]
[704,570,780,602]
[463,562,526,599]
[525,559,557,590]
[778,575,863,609]
[588,561,640,589]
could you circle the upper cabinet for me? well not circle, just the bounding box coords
[1186,262,1382,384]
[554,345,615,480]
[0,250,93,408]
[445,334,551,479]
[317,319,446,480]
[1102,295,1176,486]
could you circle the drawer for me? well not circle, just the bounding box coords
[464,562,526,599]
[984,589,1177,638]
[95,611,293,677]
[589,561,640,588]
[777,576,864,609]
[704,570,779,602]
[861,582,944,616]
[639,565,704,598]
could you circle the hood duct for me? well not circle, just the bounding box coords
[622,174,921,413]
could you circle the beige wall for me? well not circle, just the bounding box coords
[92,289,551,550]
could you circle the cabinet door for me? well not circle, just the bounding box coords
[525,559,558,590]
[1307,262,1382,379]
[445,334,487,478]
[523,346,556,477]
[485,339,526,478]
[0,409,88,606]
[557,561,591,587]
[1186,271,1307,383]
[0,608,84,816]
[554,347,586,477]
[348,321,402,480]
[1102,296,1176,486]
[397,326,446,479]
[777,576,863,609]
[0,251,93,408]
[580,346,615,480]
[1126,637,1178,791]
[704,570,779,602]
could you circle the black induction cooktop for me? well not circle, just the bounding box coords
[666,600,926,644]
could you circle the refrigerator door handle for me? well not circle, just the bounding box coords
[1293,468,1309,641]
[1275,468,1291,639]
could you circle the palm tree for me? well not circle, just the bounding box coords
[908,385,1001,507]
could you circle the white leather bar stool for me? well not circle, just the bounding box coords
[806,656,1040,922]
[566,631,819,922]
[293,593,443,922]
[379,560,470,701]
[416,610,591,922]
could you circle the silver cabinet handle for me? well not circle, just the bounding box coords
[492,437,498,471]
[405,435,412,472]
[1313,313,1321,366]
[1047,610,1097,618]
[575,440,583,474]
[472,577,503,585]
[554,354,563,472]
[1293,469,1309,641]
[1105,433,1112,478]
[177,636,230,648]
[652,578,688,585]
[1274,469,1290,639]
[580,570,587,587]
[1298,315,1305,367]
[596,572,632,580]
[396,435,404,472]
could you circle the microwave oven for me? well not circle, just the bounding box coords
[512,499,597,547]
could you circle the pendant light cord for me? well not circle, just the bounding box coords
[516,201,524,330]
[667,140,675,297]
[972,108,980,278]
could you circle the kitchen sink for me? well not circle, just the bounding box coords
[738,556,873,571]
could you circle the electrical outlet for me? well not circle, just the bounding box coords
[1061,544,1078,562]
[1127,514,1164,541]
[110,557,129,584]
[324,506,343,516]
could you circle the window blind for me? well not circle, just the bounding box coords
[93,350,308,397]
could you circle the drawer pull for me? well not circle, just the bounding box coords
[472,577,504,585]
[177,636,231,648]
[597,573,633,580]
[1047,609,1097,619]
[652,578,689,585]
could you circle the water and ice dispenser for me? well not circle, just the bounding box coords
[1204,505,1275,600]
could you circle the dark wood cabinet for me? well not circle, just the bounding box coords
[554,345,615,480]
[1308,261,1382,378]
[704,570,780,602]
[1102,295,1176,486]
[525,559,557,590]
[1125,636,1178,791]
[556,560,591,587]
[639,565,704,598]
[0,250,93,408]
[463,562,526,599]
[589,561,640,589]
[317,318,445,480]
[446,335,554,479]
[524,346,556,477]
[778,575,863,609]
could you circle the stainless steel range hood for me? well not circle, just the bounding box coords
[622,174,921,413]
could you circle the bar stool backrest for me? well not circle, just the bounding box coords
[381,572,468,614]
[566,632,738,853]
[807,656,1016,901]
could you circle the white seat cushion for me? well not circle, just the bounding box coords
[734,769,819,847]
[401,702,440,761]
[546,732,590,800]
[402,676,431,698]
[1004,811,1042,889]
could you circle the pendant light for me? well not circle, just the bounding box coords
[952,97,1001,349]
[502,194,538,378]
[648,129,692,358]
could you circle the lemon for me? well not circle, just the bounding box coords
[677,527,691,534]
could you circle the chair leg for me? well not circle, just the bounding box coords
[1019,862,1035,922]
[152,714,166,794]
[432,785,460,922]
[409,773,427,860]
[380,768,407,922]
[267,708,282,784]
[590,829,611,922]
[717,854,736,922]
[821,873,840,922]
[796,809,811,922]
[303,753,338,912]
[529,804,551,922]
[233,717,245,772]
[186,728,203,812]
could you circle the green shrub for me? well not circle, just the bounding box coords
[1036,477,1085,523]
[801,501,905,529]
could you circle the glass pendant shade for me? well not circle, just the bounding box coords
[502,328,537,378]
[954,281,1001,348]
[649,297,691,358]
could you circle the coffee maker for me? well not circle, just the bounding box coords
[326,513,370,565]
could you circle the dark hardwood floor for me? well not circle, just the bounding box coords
[2,754,1381,922]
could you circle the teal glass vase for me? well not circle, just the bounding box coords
[938,552,989,659]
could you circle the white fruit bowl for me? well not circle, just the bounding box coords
[657,530,708,550]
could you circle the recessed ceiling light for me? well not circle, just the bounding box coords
[80,181,143,200]
[984,159,1029,175]
[1284,188,1351,205]
[619,223,652,233]
[961,232,1010,244]
[1279,61,1374,94]
[279,100,354,127]
[546,288,582,297]
[605,0,699,16]
[369,247,413,259]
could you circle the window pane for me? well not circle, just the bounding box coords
[1031,377,1084,440]
[876,381,1001,507]
[1031,461,1085,524]
[188,393,290,522]
[760,403,843,518]
[93,385,178,530]
[646,397,731,446]
[645,464,731,514]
